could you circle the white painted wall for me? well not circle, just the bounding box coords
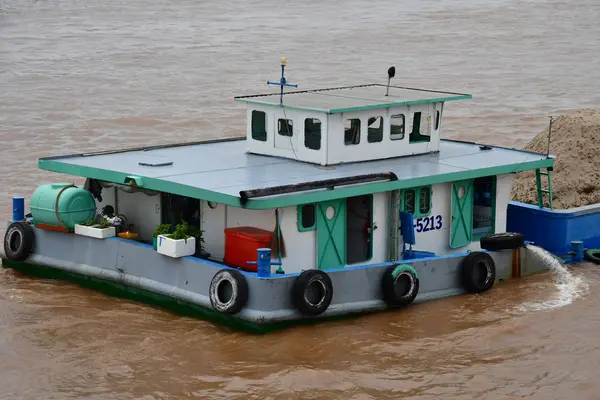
[245,104,328,165]
[244,103,443,166]
[397,173,516,257]
[325,103,441,165]
[85,180,161,242]
[200,201,317,274]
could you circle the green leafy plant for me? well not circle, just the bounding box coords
[81,219,96,226]
[98,219,111,229]
[167,221,191,241]
[187,225,205,252]
[153,223,171,238]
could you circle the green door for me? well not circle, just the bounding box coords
[450,179,474,248]
[317,199,347,270]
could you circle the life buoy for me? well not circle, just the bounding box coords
[292,270,333,316]
[584,248,600,265]
[209,269,249,314]
[460,251,496,293]
[480,232,524,251]
[381,264,419,307]
[3,222,35,262]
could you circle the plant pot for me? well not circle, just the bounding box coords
[152,236,157,249]
[74,224,116,239]
[156,235,195,258]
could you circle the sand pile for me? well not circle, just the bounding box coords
[510,109,600,209]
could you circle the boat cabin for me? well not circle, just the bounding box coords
[35,75,554,277]
[235,84,470,165]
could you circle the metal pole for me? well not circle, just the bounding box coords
[547,116,553,158]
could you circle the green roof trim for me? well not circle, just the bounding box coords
[39,156,555,210]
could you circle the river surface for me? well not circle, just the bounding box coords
[1,0,600,398]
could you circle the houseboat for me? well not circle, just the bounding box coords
[1,62,559,333]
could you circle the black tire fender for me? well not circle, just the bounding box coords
[461,251,496,293]
[381,264,419,307]
[3,222,35,262]
[292,270,333,316]
[480,232,525,251]
[209,269,249,314]
[584,248,600,265]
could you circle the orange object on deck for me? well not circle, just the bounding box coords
[117,231,139,239]
[224,227,272,272]
[36,223,70,233]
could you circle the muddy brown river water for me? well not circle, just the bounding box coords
[1,0,600,398]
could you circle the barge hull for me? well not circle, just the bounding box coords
[1,226,552,333]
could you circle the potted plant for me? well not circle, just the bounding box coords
[188,225,209,259]
[152,223,171,249]
[156,221,196,258]
[74,218,115,239]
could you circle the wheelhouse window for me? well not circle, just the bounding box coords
[344,118,361,145]
[304,118,321,150]
[367,116,383,143]
[390,114,405,141]
[278,118,293,137]
[435,110,441,130]
[251,110,267,142]
[409,112,431,143]
[297,204,316,231]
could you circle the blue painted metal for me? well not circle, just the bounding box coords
[507,201,600,256]
[400,211,416,258]
[570,241,584,262]
[12,196,25,221]
[267,60,298,105]
[246,248,282,278]
[403,250,437,261]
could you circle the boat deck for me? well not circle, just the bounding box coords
[39,138,555,209]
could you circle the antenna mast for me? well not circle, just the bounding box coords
[267,57,298,105]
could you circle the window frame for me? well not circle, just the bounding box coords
[251,110,267,142]
[400,185,432,218]
[390,113,406,141]
[278,118,293,137]
[367,116,384,143]
[304,118,322,150]
[344,118,361,145]
[297,203,316,232]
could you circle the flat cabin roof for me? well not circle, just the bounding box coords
[39,137,555,209]
[234,84,472,113]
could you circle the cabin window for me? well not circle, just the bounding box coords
[409,112,431,143]
[473,176,496,239]
[344,118,361,145]
[435,110,441,130]
[251,111,267,142]
[390,114,405,140]
[297,204,316,231]
[401,185,432,218]
[367,116,383,143]
[304,118,321,150]
[278,118,293,137]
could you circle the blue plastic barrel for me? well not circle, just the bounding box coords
[12,196,24,221]
[256,248,272,277]
[571,240,584,262]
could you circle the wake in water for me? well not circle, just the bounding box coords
[516,245,589,312]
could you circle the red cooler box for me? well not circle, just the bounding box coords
[224,227,272,271]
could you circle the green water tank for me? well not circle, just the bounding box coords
[30,183,97,230]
